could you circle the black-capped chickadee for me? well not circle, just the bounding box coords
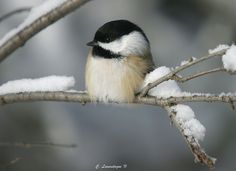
[86,20,154,102]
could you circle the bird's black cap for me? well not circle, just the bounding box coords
[89,20,149,44]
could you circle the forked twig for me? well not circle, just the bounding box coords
[139,49,228,97]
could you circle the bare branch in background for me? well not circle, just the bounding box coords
[0,7,31,23]
[0,142,77,148]
[0,157,22,169]
[0,0,92,62]
[0,141,76,167]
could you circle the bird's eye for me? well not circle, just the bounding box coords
[105,37,110,42]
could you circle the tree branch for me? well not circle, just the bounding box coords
[0,0,92,63]
[139,49,228,97]
[164,106,216,169]
[0,91,93,105]
[0,7,31,23]
[0,91,236,107]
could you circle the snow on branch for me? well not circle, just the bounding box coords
[222,44,236,72]
[0,76,75,95]
[0,0,91,62]
[208,44,236,72]
[170,104,206,141]
[164,106,216,168]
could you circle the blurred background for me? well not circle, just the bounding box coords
[0,0,236,170]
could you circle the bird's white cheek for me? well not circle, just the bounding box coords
[97,31,150,56]
[98,40,124,54]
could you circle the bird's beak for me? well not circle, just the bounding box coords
[87,41,98,47]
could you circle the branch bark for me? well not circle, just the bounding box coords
[0,91,236,107]
[0,0,92,62]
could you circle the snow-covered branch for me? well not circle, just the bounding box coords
[140,44,236,97]
[0,0,91,62]
[164,106,216,169]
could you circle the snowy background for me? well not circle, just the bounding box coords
[0,0,236,171]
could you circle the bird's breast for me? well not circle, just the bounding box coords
[85,53,150,102]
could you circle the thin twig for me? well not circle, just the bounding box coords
[174,67,227,83]
[0,0,92,62]
[0,142,77,148]
[0,7,31,23]
[139,49,228,97]
[164,106,216,168]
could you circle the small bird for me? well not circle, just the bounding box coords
[86,20,154,102]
